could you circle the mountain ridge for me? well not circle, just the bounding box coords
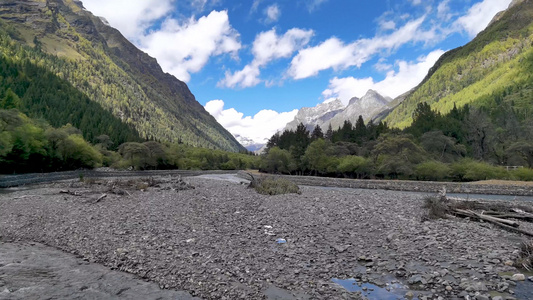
[383,0,533,128]
[283,89,392,135]
[0,0,245,152]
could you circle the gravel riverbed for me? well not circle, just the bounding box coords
[1,175,533,299]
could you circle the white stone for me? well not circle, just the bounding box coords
[511,273,525,281]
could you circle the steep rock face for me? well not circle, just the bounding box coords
[384,0,533,128]
[326,90,390,130]
[0,0,244,151]
[284,99,344,132]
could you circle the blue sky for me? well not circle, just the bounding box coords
[82,0,511,145]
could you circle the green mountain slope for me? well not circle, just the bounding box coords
[0,0,245,152]
[0,46,142,147]
[385,0,533,128]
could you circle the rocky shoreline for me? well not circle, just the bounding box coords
[1,174,533,299]
[238,172,533,196]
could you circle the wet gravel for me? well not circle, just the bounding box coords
[1,175,533,299]
[0,241,199,300]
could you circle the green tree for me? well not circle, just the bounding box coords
[372,134,426,178]
[261,147,295,174]
[311,124,324,140]
[415,161,451,181]
[0,89,21,109]
[118,142,150,170]
[303,139,335,175]
[420,130,466,162]
[507,140,533,167]
[337,155,371,179]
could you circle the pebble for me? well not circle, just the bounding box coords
[1,175,532,299]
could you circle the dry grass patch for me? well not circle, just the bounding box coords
[248,176,301,196]
[422,196,450,219]
[516,240,533,271]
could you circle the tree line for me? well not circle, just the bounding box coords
[0,108,259,174]
[262,101,533,182]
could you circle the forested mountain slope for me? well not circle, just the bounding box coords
[385,0,533,129]
[0,0,244,152]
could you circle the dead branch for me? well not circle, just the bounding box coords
[482,212,533,222]
[93,193,107,203]
[454,209,520,227]
[59,189,81,196]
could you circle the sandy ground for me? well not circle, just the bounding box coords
[1,175,533,299]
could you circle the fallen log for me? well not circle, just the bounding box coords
[454,209,520,227]
[481,212,533,222]
[487,220,533,237]
[453,209,533,237]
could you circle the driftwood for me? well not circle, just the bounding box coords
[94,193,107,203]
[482,212,533,222]
[454,209,519,227]
[59,189,81,196]
[453,208,533,237]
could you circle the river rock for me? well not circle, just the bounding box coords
[511,273,525,281]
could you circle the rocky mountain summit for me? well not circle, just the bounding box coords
[283,89,392,133]
[326,89,392,130]
[284,99,345,132]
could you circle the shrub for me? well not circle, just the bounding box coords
[510,168,533,181]
[249,176,300,195]
[415,161,451,181]
[451,159,507,181]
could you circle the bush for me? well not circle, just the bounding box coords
[250,176,301,195]
[450,159,507,181]
[415,161,451,181]
[510,168,533,181]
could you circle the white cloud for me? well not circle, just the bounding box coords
[410,0,422,5]
[322,49,445,105]
[265,4,281,23]
[250,0,262,13]
[204,100,298,144]
[307,0,329,12]
[437,0,452,21]
[82,0,174,39]
[83,1,241,82]
[379,20,396,31]
[288,16,434,80]
[219,65,261,88]
[139,11,241,82]
[454,0,512,37]
[219,28,313,88]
